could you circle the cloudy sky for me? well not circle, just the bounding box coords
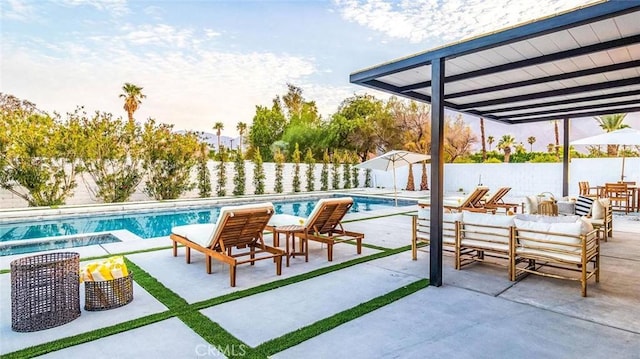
[3,0,638,147]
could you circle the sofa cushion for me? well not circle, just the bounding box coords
[418,208,461,244]
[461,211,515,247]
[524,195,539,214]
[575,195,594,216]
[514,219,582,257]
[591,198,609,220]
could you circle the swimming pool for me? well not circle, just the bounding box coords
[0,195,413,244]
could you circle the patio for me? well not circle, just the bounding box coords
[1,203,639,358]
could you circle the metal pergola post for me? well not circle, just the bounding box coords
[430,57,445,287]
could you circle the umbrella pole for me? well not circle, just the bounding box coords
[393,166,397,206]
[621,154,626,182]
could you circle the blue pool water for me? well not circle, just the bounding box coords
[0,195,413,243]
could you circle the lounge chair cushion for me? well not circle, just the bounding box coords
[173,202,274,248]
[575,195,594,216]
[171,223,217,248]
[461,211,515,246]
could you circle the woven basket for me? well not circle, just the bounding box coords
[84,272,133,311]
[11,252,81,332]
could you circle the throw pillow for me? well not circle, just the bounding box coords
[575,195,594,217]
[524,195,539,214]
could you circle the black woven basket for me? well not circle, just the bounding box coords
[84,272,133,311]
[11,252,81,332]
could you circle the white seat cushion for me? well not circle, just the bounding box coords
[171,223,217,248]
[514,219,582,253]
[268,214,306,227]
[462,211,515,246]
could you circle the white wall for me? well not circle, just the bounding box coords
[2,158,638,209]
[0,162,367,209]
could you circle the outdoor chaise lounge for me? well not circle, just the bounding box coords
[418,186,491,213]
[266,197,364,262]
[482,187,520,213]
[170,202,285,287]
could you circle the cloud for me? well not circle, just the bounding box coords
[334,0,600,44]
[1,0,35,21]
[1,28,319,136]
[54,0,129,17]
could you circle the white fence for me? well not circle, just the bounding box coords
[2,158,639,209]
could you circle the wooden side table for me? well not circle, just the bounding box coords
[269,225,308,267]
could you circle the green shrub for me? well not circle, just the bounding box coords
[320,149,329,191]
[196,143,211,198]
[304,148,315,191]
[274,148,285,193]
[292,143,301,192]
[253,148,265,195]
[232,151,245,196]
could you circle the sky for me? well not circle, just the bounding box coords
[2,0,639,149]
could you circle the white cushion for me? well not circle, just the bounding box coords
[591,198,609,220]
[171,223,217,248]
[514,219,582,254]
[172,202,274,248]
[516,214,580,223]
[417,208,461,244]
[524,196,539,214]
[305,197,353,226]
[461,211,515,246]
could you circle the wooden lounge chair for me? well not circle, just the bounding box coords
[267,197,364,262]
[482,187,519,213]
[170,202,285,287]
[443,186,491,213]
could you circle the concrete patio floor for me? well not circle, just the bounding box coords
[1,205,639,358]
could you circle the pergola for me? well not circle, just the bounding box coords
[349,0,640,286]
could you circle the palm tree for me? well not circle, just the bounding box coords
[498,134,515,163]
[119,83,146,123]
[595,113,629,156]
[236,122,247,154]
[487,135,494,151]
[527,136,536,152]
[213,122,224,151]
[480,118,487,161]
[553,120,560,159]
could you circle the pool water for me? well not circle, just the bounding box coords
[0,195,412,243]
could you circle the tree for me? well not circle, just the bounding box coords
[141,120,199,200]
[248,102,287,161]
[232,151,245,196]
[292,143,301,192]
[304,148,315,191]
[342,150,352,189]
[391,98,431,156]
[77,109,144,203]
[553,120,560,159]
[236,121,247,154]
[480,118,487,161]
[196,142,211,198]
[498,134,515,163]
[320,149,329,191]
[527,136,536,152]
[420,161,428,190]
[351,153,360,188]
[273,148,285,193]
[331,152,341,190]
[253,148,265,195]
[444,115,478,162]
[365,169,372,188]
[213,121,224,152]
[119,83,145,123]
[1,97,83,206]
[406,163,415,191]
[487,135,495,151]
[216,149,227,197]
[595,113,628,156]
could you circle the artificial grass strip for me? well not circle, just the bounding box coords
[124,257,190,311]
[191,245,413,311]
[255,279,429,356]
[342,211,416,223]
[1,311,173,359]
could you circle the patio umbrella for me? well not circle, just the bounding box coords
[356,150,430,205]
[570,128,640,181]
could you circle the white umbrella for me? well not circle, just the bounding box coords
[356,150,430,205]
[570,128,640,181]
